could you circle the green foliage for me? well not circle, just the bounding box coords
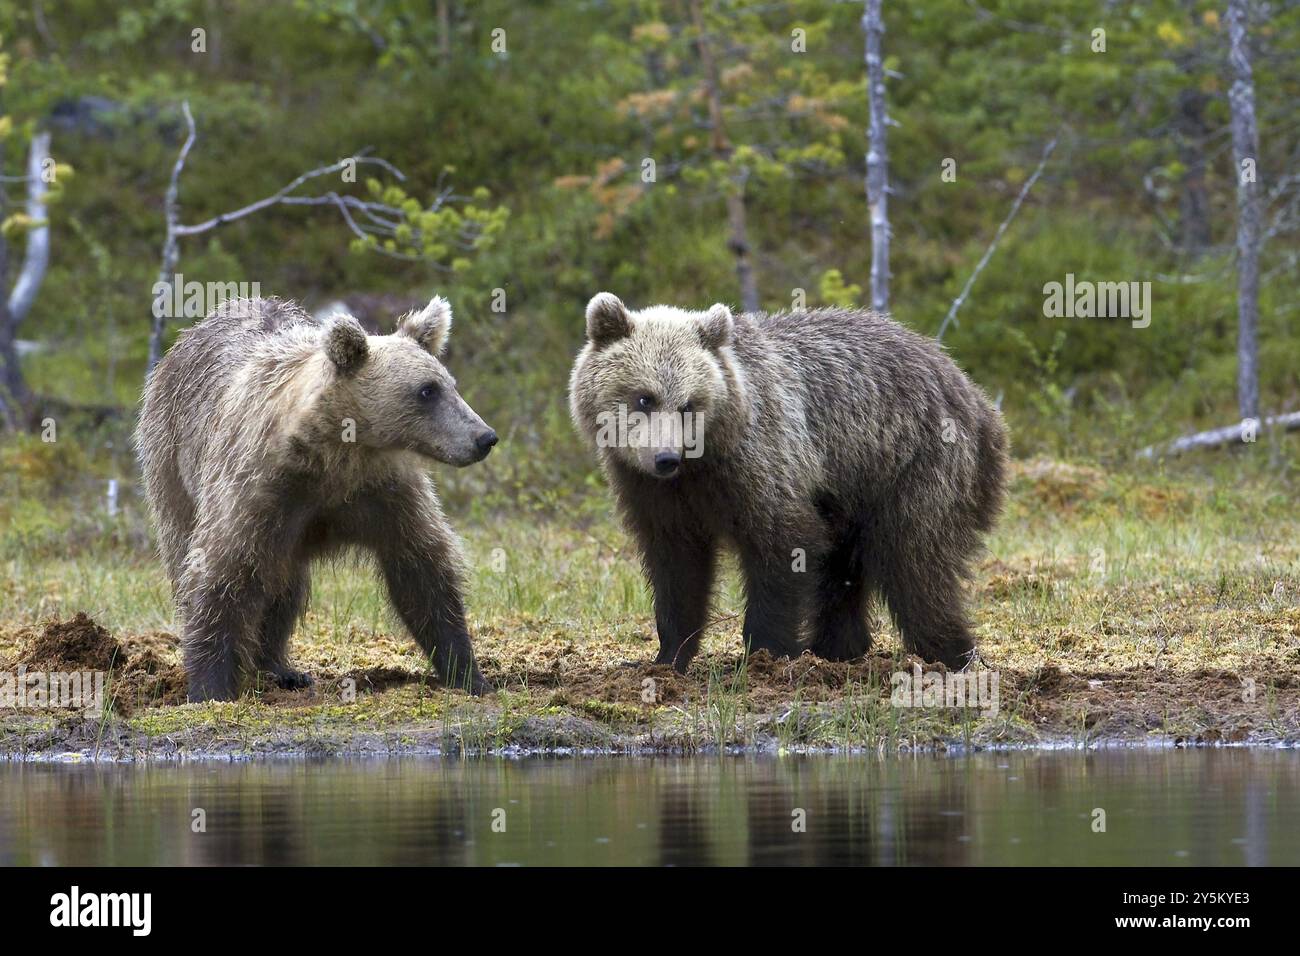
[817,268,860,308]
[569,0,857,243]
[352,174,509,264]
[0,0,1297,509]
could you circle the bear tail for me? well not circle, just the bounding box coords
[972,408,1009,533]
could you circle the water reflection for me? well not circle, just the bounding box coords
[0,750,1296,866]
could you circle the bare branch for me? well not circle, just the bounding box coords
[937,133,1059,342]
[174,155,403,237]
[167,102,198,232]
[147,102,472,374]
[147,101,197,373]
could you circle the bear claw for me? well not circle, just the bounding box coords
[271,667,314,690]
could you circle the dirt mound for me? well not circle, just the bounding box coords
[543,649,903,711]
[553,661,692,708]
[742,649,900,707]
[9,614,188,716]
[347,666,431,694]
[110,647,189,714]
[22,612,122,671]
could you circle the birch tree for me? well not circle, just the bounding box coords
[1226,0,1261,425]
[863,0,889,312]
[0,102,57,429]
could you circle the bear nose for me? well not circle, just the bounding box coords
[475,429,499,455]
[654,451,681,476]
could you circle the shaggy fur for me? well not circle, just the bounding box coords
[136,295,498,701]
[570,292,1008,672]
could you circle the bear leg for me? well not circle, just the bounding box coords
[255,568,312,690]
[180,569,266,702]
[738,552,807,660]
[645,535,717,672]
[809,532,873,661]
[881,556,975,670]
[365,519,488,696]
[381,553,487,695]
[339,482,488,695]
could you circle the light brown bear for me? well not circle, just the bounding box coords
[569,293,1007,672]
[136,295,497,701]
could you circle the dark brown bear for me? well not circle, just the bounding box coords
[569,293,1008,672]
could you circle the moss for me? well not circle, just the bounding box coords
[1,458,1298,758]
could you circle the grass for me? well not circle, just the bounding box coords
[2,454,1299,757]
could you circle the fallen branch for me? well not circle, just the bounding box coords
[937,132,1059,342]
[1137,410,1300,458]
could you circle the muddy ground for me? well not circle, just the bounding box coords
[4,460,1298,759]
[2,610,1296,759]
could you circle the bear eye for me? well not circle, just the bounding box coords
[680,401,694,414]
[636,394,656,411]
[417,383,441,402]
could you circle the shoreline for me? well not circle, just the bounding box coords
[4,701,1296,762]
[5,740,1297,764]
[5,465,1299,766]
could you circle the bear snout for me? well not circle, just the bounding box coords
[474,428,499,460]
[653,450,681,477]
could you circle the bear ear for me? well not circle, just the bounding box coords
[325,315,369,373]
[699,303,734,351]
[585,292,632,347]
[398,295,452,356]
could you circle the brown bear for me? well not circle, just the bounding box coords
[136,295,497,701]
[569,293,1007,672]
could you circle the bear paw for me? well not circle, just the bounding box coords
[270,666,315,690]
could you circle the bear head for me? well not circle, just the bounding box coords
[321,296,497,467]
[569,292,746,479]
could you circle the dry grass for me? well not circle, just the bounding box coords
[2,456,1298,756]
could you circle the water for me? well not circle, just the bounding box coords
[1,750,1296,866]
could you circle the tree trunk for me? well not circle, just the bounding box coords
[863,0,890,313]
[149,233,179,376]
[436,0,452,61]
[1174,81,1211,257]
[724,174,759,315]
[0,129,41,428]
[1227,0,1261,423]
[689,0,760,314]
[0,276,30,430]
[9,131,52,325]
[149,103,196,377]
